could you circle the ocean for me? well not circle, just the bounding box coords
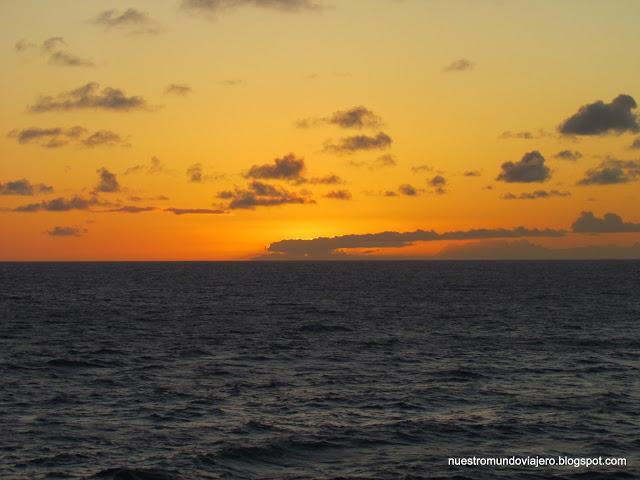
[1,261,639,479]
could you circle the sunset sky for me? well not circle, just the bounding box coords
[1,0,640,260]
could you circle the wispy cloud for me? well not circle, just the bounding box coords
[28,83,150,113]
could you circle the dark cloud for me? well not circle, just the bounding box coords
[125,157,166,175]
[218,181,314,210]
[577,159,640,185]
[165,208,226,215]
[298,106,382,129]
[8,126,126,148]
[245,154,305,181]
[28,83,149,113]
[14,196,100,212]
[307,174,344,185]
[95,168,120,193]
[559,94,639,135]
[47,226,86,237]
[463,170,481,177]
[502,190,571,200]
[181,0,323,17]
[572,211,640,233]
[398,184,418,196]
[106,206,156,213]
[324,190,352,200]
[429,175,447,194]
[443,58,474,73]
[497,151,551,183]
[0,179,53,196]
[93,9,161,34]
[411,164,433,173]
[554,150,582,161]
[166,84,192,96]
[266,226,566,259]
[325,132,393,154]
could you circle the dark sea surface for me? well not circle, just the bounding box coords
[1,261,639,480]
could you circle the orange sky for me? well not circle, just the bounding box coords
[1,0,640,260]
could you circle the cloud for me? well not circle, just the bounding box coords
[297,106,382,129]
[349,154,397,170]
[28,83,149,113]
[411,164,433,173]
[398,184,418,196]
[325,132,393,154]
[47,226,86,237]
[428,175,447,194]
[93,9,161,34]
[462,170,481,177]
[95,168,120,193]
[218,181,314,210]
[14,196,100,212]
[307,174,344,185]
[502,190,571,200]
[443,58,474,72]
[245,153,305,181]
[572,211,640,233]
[0,179,53,196]
[105,206,156,213]
[166,84,192,96]
[554,150,582,161]
[498,130,547,140]
[631,138,640,149]
[8,126,126,148]
[165,208,226,215]
[434,239,640,261]
[15,37,93,67]
[181,0,323,17]
[324,190,352,200]
[125,157,166,175]
[187,163,223,183]
[559,94,639,135]
[265,226,567,259]
[497,151,551,183]
[577,158,640,185]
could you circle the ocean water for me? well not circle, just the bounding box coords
[1,261,639,480]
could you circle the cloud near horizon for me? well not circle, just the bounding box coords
[218,180,314,210]
[572,211,640,233]
[577,158,640,185]
[47,226,86,237]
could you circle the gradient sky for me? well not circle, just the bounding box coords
[1,0,640,260]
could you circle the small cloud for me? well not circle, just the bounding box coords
[308,174,344,185]
[218,181,314,210]
[502,190,571,200]
[165,84,192,96]
[325,132,393,154]
[47,226,86,237]
[411,164,433,173]
[14,196,100,212]
[125,157,167,175]
[15,37,93,68]
[429,175,447,194]
[497,151,551,183]
[181,0,323,18]
[577,158,640,185]
[187,163,223,183]
[498,130,547,140]
[95,168,120,193]
[398,184,418,196]
[28,82,150,113]
[324,190,352,200]
[93,9,161,35]
[15,39,36,51]
[559,94,639,136]
[443,58,474,73]
[0,179,53,196]
[220,79,244,87]
[245,153,305,182]
[298,106,383,129]
[165,208,226,215]
[462,170,481,177]
[554,150,582,161]
[8,126,126,148]
[105,206,156,213]
[630,138,640,149]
